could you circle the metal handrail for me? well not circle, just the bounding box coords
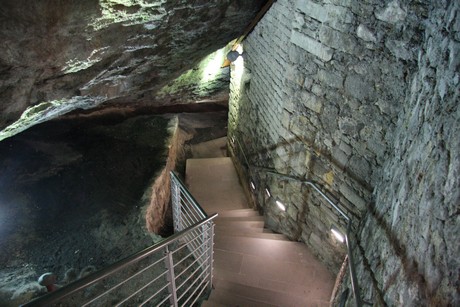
[231,135,251,172]
[229,134,364,306]
[263,170,363,307]
[171,171,208,231]
[24,173,216,307]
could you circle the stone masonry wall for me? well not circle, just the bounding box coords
[228,0,459,305]
[358,1,460,305]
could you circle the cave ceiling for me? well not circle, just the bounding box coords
[0,0,265,140]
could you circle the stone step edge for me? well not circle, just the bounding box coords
[216,208,260,217]
[210,278,315,307]
[214,215,264,222]
[202,289,279,307]
[214,220,265,228]
[214,231,289,241]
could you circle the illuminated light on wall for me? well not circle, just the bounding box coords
[235,44,244,55]
[250,181,256,190]
[265,188,271,197]
[229,43,245,131]
[331,225,345,243]
[232,44,245,81]
[276,200,286,211]
[202,48,225,83]
[226,44,244,63]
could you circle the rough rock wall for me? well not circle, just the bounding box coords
[228,0,459,305]
[0,0,265,138]
[358,1,460,305]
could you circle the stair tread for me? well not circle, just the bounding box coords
[185,157,334,306]
[214,220,265,228]
[213,225,266,233]
[186,158,248,212]
[215,215,264,222]
[214,235,321,264]
[203,288,279,307]
[216,209,260,217]
[208,279,330,307]
[213,249,334,296]
[215,230,289,241]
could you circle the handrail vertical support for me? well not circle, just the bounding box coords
[346,223,363,307]
[207,223,215,292]
[171,172,182,233]
[23,172,216,307]
[261,170,365,307]
[165,246,178,307]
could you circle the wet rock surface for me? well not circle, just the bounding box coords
[0,0,265,136]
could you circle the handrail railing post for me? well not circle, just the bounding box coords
[200,224,208,266]
[23,172,217,307]
[171,174,182,233]
[165,246,178,307]
[249,168,365,307]
[207,222,215,292]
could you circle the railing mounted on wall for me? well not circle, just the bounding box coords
[264,170,363,307]
[23,172,216,307]
[229,134,367,307]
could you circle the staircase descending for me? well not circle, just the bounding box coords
[186,150,334,306]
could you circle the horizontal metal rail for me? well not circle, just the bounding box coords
[229,135,363,306]
[263,170,362,307]
[24,171,217,307]
[171,171,207,231]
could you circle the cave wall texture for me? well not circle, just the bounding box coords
[1,0,458,305]
[0,0,265,140]
[228,0,459,306]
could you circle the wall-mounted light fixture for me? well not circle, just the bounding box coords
[265,188,271,198]
[331,225,345,243]
[222,44,243,67]
[275,200,286,211]
[226,50,241,63]
[226,45,244,63]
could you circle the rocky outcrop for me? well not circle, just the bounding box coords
[0,0,265,139]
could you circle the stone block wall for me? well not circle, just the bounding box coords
[228,0,459,305]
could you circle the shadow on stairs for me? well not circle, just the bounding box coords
[185,137,334,307]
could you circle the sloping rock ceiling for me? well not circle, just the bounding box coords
[0,0,265,139]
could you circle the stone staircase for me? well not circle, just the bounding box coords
[185,153,334,307]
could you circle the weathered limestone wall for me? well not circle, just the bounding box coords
[228,0,459,305]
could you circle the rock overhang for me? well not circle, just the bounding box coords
[0,0,266,140]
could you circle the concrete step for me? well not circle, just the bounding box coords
[186,158,247,213]
[216,208,260,218]
[214,225,266,234]
[185,156,334,306]
[202,288,279,307]
[212,247,334,301]
[214,220,265,229]
[205,279,329,307]
[190,136,227,159]
[214,215,264,222]
[215,230,289,241]
[214,235,319,264]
